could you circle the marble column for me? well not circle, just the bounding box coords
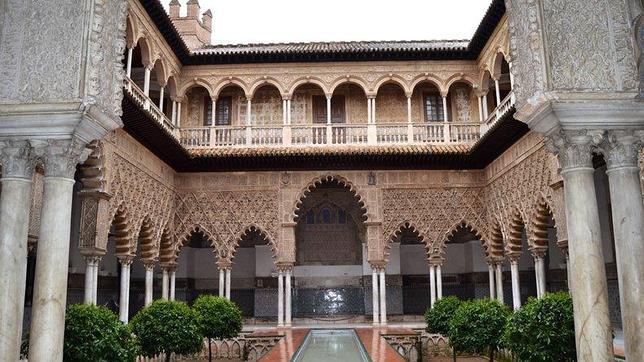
[509,258,521,310]
[144,262,154,306]
[162,268,169,300]
[482,94,489,119]
[159,86,165,111]
[477,96,484,122]
[277,270,284,327]
[371,267,379,325]
[326,96,332,124]
[488,263,495,298]
[0,141,35,361]
[225,267,231,300]
[367,98,372,124]
[218,268,225,297]
[442,96,449,122]
[211,99,216,125]
[125,46,133,78]
[246,99,252,125]
[371,97,377,124]
[495,263,504,303]
[143,66,151,97]
[603,131,644,361]
[83,255,101,305]
[436,264,443,299]
[379,269,387,325]
[285,268,292,327]
[549,130,612,360]
[429,264,436,308]
[118,257,133,322]
[91,257,100,304]
[494,78,501,105]
[28,139,85,362]
[169,269,176,301]
[406,96,412,123]
[533,253,546,297]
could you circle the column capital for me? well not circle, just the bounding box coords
[83,255,103,265]
[530,247,547,260]
[545,128,604,170]
[369,261,386,270]
[117,255,134,266]
[0,140,38,180]
[506,253,521,263]
[216,258,232,269]
[160,263,177,272]
[142,260,157,270]
[599,129,642,170]
[276,262,293,272]
[34,138,89,179]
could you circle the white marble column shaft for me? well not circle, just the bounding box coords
[0,142,35,361]
[126,47,133,78]
[91,260,99,304]
[406,96,412,123]
[144,264,154,306]
[510,259,521,310]
[436,265,443,299]
[169,270,176,301]
[488,263,495,298]
[84,259,95,304]
[225,268,231,300]
[277,270,284,327]
[143,67,151,96]
[553,133,612,361]
[219,268,225,297]
[494,79,501,105]
[482,94,489,118]
[603,132,644,361]
[371,268,379,325]
[429,265,436,308]
[29,143,83,362]
[285,269,292,326]
[379,269,387,325]
[118,259,132,322]
[326,96,332,124]
[162,268,169,300]
[495,263,504,303]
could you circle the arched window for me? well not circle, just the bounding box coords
[306,210,315,224]
[338,209,347,224]
[322,208,332,224]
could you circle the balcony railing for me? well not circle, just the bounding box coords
[481,92,515,134]
[178,122,481,149]
[122,78,514,151]
[123,77,178,139]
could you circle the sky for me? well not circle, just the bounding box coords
[163,0,492,45]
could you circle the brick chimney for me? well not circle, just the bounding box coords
[186,0,200,18]
[169,0,180,18]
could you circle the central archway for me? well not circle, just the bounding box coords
[292,177,368,318]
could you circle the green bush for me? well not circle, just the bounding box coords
[448,299,510,361]
[130,300,203,362]
[425,296,462,335]
[502,292,575,361]
[193,295,243,362]
[63,304,138,362]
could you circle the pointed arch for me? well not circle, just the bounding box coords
[385,221,427,258]
[529,197,555,252]
[137,216,156,262]
[151,58,169,87]
[287,76,329,95]
[373,75,410,95]
[125,14,138,48]
[292,174,369,222]
[229,224,278,260]
[212,77,250,99]
[158,226,176,266]
[110,203,133,256]
[440,220,488,260]
[506,209,527,257]
[166,75,179,98]
[491,51,509,80]
[249,77,286,98]
[175,224,217,251]
[177,78,214,98]
[488,219,505,260]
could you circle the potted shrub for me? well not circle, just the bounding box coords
[63,304,138,362]
[425,296,462,361]
[447,299,510,361]
[502,292,575,361]
[130,300,203,362]
[193,295,243,362]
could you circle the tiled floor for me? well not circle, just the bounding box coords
[258,327,405,362]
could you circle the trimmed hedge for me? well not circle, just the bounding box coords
[425,296,462,335]
[130,300,203,362]
[502,292,575,361]
[448,299,510,361]
[193,295,243,362]
[64,304,138,362]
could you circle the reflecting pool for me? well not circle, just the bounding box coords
[291,329,370,362]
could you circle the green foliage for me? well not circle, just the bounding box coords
[63,304,138,362]
[447,299,510,358]
[502,292,575,361]
[130,300,203,359]
[425,296,462,335]
[193,295,243,341]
